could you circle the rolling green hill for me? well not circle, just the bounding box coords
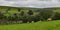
[0,6,60,30]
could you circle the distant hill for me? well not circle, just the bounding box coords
[0,6,60,11]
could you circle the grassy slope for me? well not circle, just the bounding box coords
[0,20,60,30]
[0,6,60,30]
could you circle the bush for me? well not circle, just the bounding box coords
[52,12,60,20]
[20,11,24,16]
[39,9,54,21]
[0,12,4,20]
[21,16,28,23]
[32,15,41,22]
[26,15,41,23]
[27,10,33,15]
[18,8,21,12]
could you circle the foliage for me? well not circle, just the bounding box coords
[18,8,21,12]
[0,7,59,24]
[39,10,54,21]
[20,11,24,16]
[27,10,33,15]
[52,12,60,20]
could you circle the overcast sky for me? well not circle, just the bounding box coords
[0,0,60,8]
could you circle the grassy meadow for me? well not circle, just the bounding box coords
[0,20,60,30]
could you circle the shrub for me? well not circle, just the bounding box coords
[0,12,4,20]
[20,11,24,16]
[18,8,21,12]
[27,10,33,15]
[22,16,28,23]
[26,15,41,23]
[52,12,60,20]
[39,9,54,21]
[32,15,40,22]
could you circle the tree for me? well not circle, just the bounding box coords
[39,9,53,21]
[52,12,60,20]
[27,10,33,15]
[6,8,10,13]
[34,15,41,22]
[18,8,21,12]
[0,12,4,20]
[20,11,24,16]
[27,15,40,23]
[22,16,28,23]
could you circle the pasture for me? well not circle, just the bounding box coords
[0,20,60,30]
[0,6,60,30]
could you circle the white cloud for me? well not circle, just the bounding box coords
[0,0,60,8]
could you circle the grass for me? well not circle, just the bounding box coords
[0,20,60,30]
[0,7,60,30]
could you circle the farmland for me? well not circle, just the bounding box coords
[0,6,60,30]
[0,20,60,30]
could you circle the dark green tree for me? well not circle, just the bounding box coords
[18,8,21,12]
[6,8,10,13]
[0,12,4,20]
[39,10,53,21]
[27,10,33,15]
[52,12,60,20]
[20,11,24,16]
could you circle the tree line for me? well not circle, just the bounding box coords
[0,8,59,24]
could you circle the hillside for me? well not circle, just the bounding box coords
[0,6,60,30]
[0,20,60,30]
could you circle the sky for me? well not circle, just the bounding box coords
[0,0,60,8]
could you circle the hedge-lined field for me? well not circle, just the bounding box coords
[0,6,60,24]
[0,6,60,30]
[0,20,60,30]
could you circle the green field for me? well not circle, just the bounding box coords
[0,6,60,30]
[0,20,60,30]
